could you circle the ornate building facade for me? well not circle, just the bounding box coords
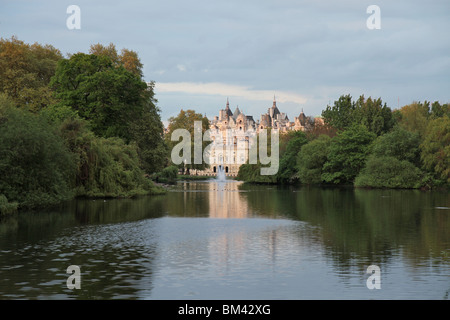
[202,97,322,176]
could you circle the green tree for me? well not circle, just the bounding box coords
[430,101,449,119]
[165,109,210,174]
[296,135,332,185]
[420,115,450,184]
[371,126,421,167]
[322,94,394,135]
[129,86,168,174]
[321,94,355,131]
[322,124,376,184]
[276,130,308,183]
[355,156,422,189]
[50,52,148,141]
[58,117,163,197]
[236,128,278,184]
[0,99,76,208]
[353,95,394,135]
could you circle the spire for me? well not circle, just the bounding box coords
[272,94,277,108]
[224,97,233,117]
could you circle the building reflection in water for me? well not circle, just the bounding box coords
[207,180,249,218]
[204,180,299,278]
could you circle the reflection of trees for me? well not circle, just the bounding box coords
[241,185,450,271]
[71,195,166,224]
[0,195,164,299]
[164,182,210,217]
[354,189,450,265]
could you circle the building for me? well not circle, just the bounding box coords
[207,99,257,176]
[187,97,323,176]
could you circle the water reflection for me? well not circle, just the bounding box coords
[0,180,448,299]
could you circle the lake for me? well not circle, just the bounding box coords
[0,179,448,299]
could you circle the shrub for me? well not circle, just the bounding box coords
[0,104,76,208]
[0,194,18,216]
[296,135,331,185]
[355,156,423,189]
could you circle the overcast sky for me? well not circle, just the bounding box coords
[1,0,449,123]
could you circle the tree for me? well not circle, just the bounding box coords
[119,48,144,78]
[371,126,421,167]
[322,94,394,135]
[420,115,450,184]
[322,124,376,184]
[57,117,163,197]
[50,53,149,141]
[321,94,355,131]
[236,128,279,184]
[165,109,210,174]
[296,135,332,185]
[89,42,119,64]
[130,85,168,174]
[276,130,308,183]
[89,43,143,77]
[353,95,394,135]
[0,98,76,208]
[355,156,422,189]
[87,45,164,173]
[430,101,449,119]
[0,36,62,111]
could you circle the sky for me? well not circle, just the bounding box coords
[1,0,449,124]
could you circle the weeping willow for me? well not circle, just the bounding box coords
[59,118,164,198]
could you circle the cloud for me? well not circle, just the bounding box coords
[154,82,308,105]
[176,64,187,72]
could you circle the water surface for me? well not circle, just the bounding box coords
[0,180,448,299]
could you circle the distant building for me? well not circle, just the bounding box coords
[173,97,323,176]
[208,98,257,176]
[203,97,321,176]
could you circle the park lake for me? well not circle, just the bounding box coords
[0,179,448,299]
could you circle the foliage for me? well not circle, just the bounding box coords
[355,156,422,189]
[276,130,308,183]
[236,163,278,184]
[40,104,79,124]
[296,135,332,185]
[0,36,62,111]
[236,128,279,184]
[89,43,143,77]
[397,101,430,136]
[430,101,449,119]
[50,50,167,174]
[420,115,450,184]
[322,94,394,135]
[0,103,76,209]
[50,53,148,141]
[321,94,355,131]
[152,165,179,183]
[58,118,164,198]
[165,109,210,173]
[305,121,337,140]
[322,124,376,184]
[371,126,421,166]
[128,82,167,174]
[0,194,18,216]
[353,95,394,136]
